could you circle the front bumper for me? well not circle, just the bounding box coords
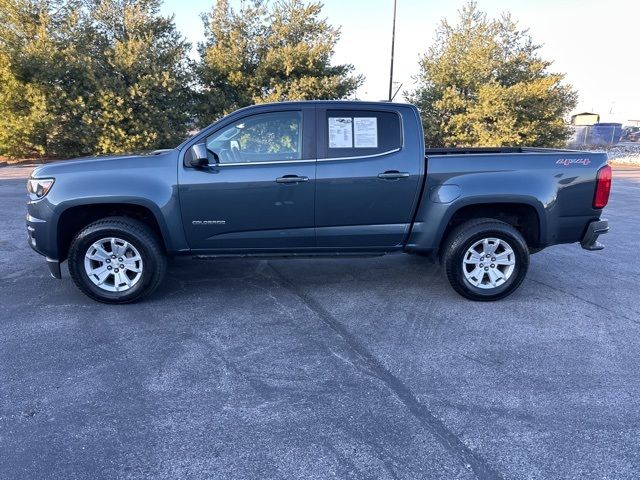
[46,258,62,279]
[26,213,50,256]
[581,219,609,251]
[26,211,61,278]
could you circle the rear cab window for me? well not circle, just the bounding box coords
[323,109,403,159]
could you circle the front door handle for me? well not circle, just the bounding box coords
[378,171,410,180]
[276,175,309,184]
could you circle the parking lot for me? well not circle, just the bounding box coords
[1,165,639,479]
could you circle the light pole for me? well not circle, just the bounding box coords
[388,0,397,101]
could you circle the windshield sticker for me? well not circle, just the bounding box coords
[328,117,353,148]
[354,117,378,148]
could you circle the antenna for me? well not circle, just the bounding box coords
[388,0,397,101]
[390,82,403,102]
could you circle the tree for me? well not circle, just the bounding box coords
[198,0,362,124]
[0,0,194,158]
[0,0,85,157]
[0,50,49,158]
[87,0,195,153]
[407,2,577,148]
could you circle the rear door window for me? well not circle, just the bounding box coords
[325,110,402,159]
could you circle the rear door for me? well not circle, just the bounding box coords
[179,107,316,252]
[315,106,423,249]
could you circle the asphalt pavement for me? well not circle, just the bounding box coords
[1,166,639,479]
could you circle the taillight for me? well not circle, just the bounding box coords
[593,165,612,209]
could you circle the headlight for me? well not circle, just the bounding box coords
[27,178,55,199]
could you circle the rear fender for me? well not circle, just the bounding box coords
[406,195,546,253]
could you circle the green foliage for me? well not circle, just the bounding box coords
[407,2,577,148]
[0,50,49,157]
[0,0,79,157]
[198,0,363,124]
[87,0,195,153]
[0,0,358,158]
[0,0,194,158]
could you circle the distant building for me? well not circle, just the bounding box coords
[627,119,640,127]
[571,112,600,126]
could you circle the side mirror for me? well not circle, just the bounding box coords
[185,143,209,168]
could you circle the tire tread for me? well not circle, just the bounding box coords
[442,218,529,301]
[68,216,166,304]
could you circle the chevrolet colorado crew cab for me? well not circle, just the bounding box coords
[26,101,611,303]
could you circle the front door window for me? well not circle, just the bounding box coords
[207,111,303,164]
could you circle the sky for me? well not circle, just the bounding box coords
[161,0,640,124]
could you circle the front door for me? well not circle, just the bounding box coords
[179,108,316,252]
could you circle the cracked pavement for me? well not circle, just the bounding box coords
[1,166,639,479]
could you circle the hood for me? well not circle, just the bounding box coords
[31,149,176,178]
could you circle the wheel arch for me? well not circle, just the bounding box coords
[436,200,545,255]
[55,200,169,261]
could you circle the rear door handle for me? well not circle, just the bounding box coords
[378,171,410,180]
[276,175,309,184]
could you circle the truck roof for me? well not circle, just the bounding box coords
[232,100,411,112]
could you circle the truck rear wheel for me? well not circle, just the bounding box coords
[442,218,529,301]
[68,217,167,304]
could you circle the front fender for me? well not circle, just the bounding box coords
[53,195,179,248]
[26,150,189,259]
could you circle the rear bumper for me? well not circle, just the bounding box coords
[580,219,609,251]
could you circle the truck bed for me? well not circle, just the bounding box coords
[407,147,609,253]
[425,147,581,156]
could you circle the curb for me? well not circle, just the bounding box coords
[14,159,46,166]
[609,161,640,168]
[1,159,47,167]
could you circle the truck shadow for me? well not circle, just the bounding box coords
[155,254,451,302]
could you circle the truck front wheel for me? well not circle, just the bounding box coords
[68,217,167,304]
[442,218,529,301]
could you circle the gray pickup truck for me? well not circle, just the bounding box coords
[26,101,611,303]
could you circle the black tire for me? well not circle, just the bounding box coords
[442,218,529,301]
[68,217,167,304]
